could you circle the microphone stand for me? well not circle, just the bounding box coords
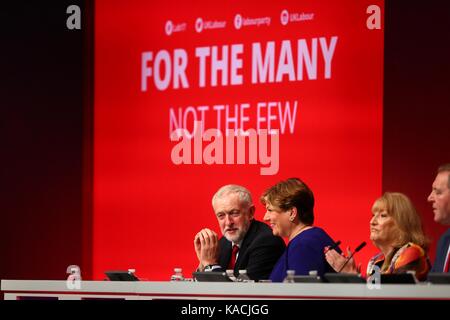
[337,242,366,273]
[338,251,356,273]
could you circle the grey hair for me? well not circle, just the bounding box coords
[438,163,450,188]
[212,184,253,208]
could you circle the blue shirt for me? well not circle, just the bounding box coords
[269,227,337,282]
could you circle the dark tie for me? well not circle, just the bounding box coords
[227,245,239,270]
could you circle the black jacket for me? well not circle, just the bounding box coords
[217,220,286,281]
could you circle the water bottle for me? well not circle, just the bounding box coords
[226,269,237,282]
[170,267,185,281]
[237,270,253,282]
[283,270,295,283]
[128,269,139,281]
[308,270,321,281]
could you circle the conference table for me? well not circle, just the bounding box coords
[2,280,450,300]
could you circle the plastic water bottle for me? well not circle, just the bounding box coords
[128,269,139,281]
[170,267,185,281]
[128,268,136,276]
[226,269,237,282]
[283,270,295,283]
[237,270,253,282]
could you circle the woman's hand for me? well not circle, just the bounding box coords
[324,246,360,274]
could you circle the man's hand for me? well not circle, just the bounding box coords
[194,228,220,269]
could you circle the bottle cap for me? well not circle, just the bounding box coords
[239,269,247,274]
[309,270,318,276]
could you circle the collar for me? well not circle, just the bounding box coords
[231,241,242,248]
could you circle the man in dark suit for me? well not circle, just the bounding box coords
[194,185,285,281]
[428,163,450,273]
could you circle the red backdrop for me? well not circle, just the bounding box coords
[93,0,384,280]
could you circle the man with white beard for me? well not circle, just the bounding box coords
[194,184,285,281]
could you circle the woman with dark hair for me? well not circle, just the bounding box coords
[325,192,430,280]
[262,178,338,282]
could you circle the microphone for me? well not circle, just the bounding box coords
[323,240,341,255]
[329,240,341,251]
[337,241,366,273]
[354,241,367,253]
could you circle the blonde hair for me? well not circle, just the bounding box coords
[372,192,429,272]
[372,192,428,271]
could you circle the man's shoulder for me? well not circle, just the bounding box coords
[444,228,450,237]
[249,220,274,236]
[438,228,450,243]
[246,220,284,244]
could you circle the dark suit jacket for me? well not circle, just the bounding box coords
[431,228,450,273]
[216,219,286,281]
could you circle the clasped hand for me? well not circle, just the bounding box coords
[194,228,220,270]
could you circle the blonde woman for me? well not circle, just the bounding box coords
[325,192,430,281]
